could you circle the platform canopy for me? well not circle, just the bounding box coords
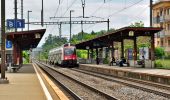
[75,27,162,49]
[6,29,46,50]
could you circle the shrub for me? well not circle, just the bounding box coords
[155,60,163,68]
[103,58,109,64]
[155,47,165,59]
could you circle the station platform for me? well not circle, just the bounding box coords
[0,64,68,100]
[0,64,46,100]
[79,64,170,85]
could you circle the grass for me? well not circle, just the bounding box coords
[155,59,170,69]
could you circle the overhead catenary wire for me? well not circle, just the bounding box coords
[48,0,78,36]
[98,4,149,30]
[84,0,145,31]
[107,0,144,18]
[52,0,64,18]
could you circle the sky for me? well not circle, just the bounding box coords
[0,0,158,47]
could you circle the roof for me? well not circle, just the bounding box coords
[75,27,162,49]
[152,0,170,8]
[6,29,46,50]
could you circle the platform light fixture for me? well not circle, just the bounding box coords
[35,33,41,38]
[86,46,89,50]
[129,31,134,36]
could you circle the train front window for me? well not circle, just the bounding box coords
[64,48,76,55]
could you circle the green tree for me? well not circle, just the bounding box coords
[41,34,67,59]
[22,51,29,63]
[129,21,144,27]
[155,47,165,59]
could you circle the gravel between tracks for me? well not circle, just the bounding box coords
[42,66,108,100]
[54,67,169,100]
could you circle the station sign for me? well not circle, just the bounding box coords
[7,19,25,28]
[6,40,12,49]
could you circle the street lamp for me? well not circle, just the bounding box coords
[28,10,32,31]
[70,10,74,43]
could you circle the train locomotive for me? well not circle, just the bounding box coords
[48,43,78,67]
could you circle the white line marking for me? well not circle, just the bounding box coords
[33,64,53,100]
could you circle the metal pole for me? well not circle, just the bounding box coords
[150,0,153,27]
[81,20,84,41]
[69,10,74,43]
[81,0,85,18]
[59,23,62,38]
[41,0,44,27]
[28,11,32,31]
[70,10,71,43]
[21,0,23,31]
[14,0,17,32]
[83,6,85,18]
[1,0,6,79]
[107,19,110,31]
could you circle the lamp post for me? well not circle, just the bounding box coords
[70,10,74,43]
[28,10,32,31]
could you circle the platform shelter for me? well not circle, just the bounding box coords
[5,29,46,67]
[75,27,162,68]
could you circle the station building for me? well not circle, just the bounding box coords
[152,0,170,53]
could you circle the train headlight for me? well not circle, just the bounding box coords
[65,57,68,60]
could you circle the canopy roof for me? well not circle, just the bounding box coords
[75,27,162,49]
[6,29,46,50]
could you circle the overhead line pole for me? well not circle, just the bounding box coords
[70,10,74,43]
[107,19,110,31]
[14,0,18,32]
[41,0,44,27]
[81,20,84,41]
[81,0,85,18]
[1,0,9,83]
[21,0,23,31]
[150,0,153,27]
[58,23,62,38]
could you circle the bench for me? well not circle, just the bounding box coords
[9,64,22,72]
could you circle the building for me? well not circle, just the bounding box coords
[153,0,170,53]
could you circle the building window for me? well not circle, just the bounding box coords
[168,40,170,46]
[161,38,164,47]
[157,41,160,45]
[168,24,170,30]
[168,8,170,15]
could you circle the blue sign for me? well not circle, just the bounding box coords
[7,19,25,28]
[128,49,133,60]
[6,40,12,49]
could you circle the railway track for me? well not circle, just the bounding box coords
[36,61,170,100]
[70,68,170,98]
[35,61,118,100]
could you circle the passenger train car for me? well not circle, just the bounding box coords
[48,43,78,67]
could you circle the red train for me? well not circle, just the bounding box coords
[48,43,79,67]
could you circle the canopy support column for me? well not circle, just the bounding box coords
[96,48,99,65]
[133,37,137,66]
[151,34,155,68]
[121,39,124,58]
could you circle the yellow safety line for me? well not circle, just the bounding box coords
[33,63,69,100]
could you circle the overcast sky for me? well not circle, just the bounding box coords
[0,0,158,47]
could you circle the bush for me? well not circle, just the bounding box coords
[165,52,170,59]
[155,47,165,59]
[103,58,109,64]
[155,60,163,68]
